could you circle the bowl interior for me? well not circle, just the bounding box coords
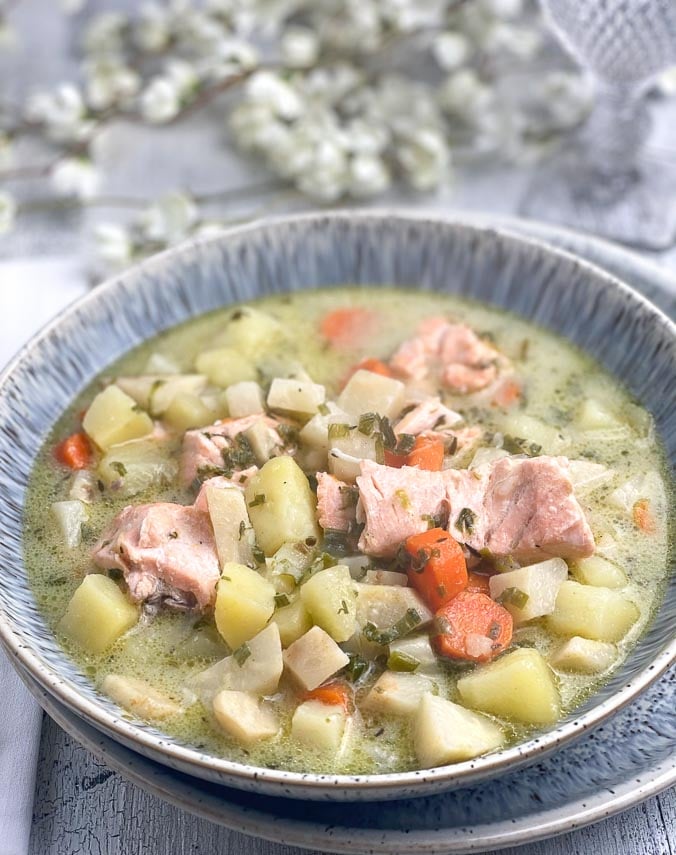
[0,212,674,799]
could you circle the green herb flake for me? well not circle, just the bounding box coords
[357,412,378,436]
[395,433,415,455]
[168,530,179,540]
[323,528,350,556]
[233,642,251,666]
[362,608,422,645]
[318,402,330,416]
[337,599,350,615]
[496,587,529,609]
[374,433,385,465]
[274,593,290,608]
[395,488,410,510]
[455,507,477,536]
[387,651,420,672]
[238,520,246,540]
[502,435,542,457]
[378,416,397,450]
[251,545,265,564]
[328,422,351,440]
[110,461,127,477]
[344,653,369,682]
[248,493,266,508]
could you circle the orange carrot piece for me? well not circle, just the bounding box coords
[432,591,512,663]
[491,377,522,408]
[405,528,468,611]
[406,434,444,471]
[54,432,92,470]
[632,499,656,533]
[304,681,352,712]
[466,570,492,596]
[320,307,377,350]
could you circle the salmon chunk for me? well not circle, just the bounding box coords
[92,502,220,610]
[316,472,358,532]
[394,398,462,436]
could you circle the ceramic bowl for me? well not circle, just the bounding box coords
[0,211,674,801]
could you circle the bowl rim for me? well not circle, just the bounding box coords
[1,208,674,797]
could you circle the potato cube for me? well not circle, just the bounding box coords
[225,381,265,418]
[283,626,349,690]
[573,555,627,589]
[364,569,408,586]
[213,691,279,743]
[245,456,320,556]
[413,694,504,767]
[213,308,283,358]
[224,623,284,694]
[267,378,326,417]
[291,699,347,754]
[270,598,313,648]
[499,412,567,455]
[98,438,178,498]
[205,484,255,567]
[244,420,280,465]
[362,672,436,717]
[267,541,316,584]
[300,565,356,643]
[457,648,560,725]
[214,563,275,649]
[299,403,350,452]
[58,575,138,653]
[389,633,439,673]
[144,352,180,374]
[576,398,622,431]
[163,392,217,431]
[354,583,432,633]
[338,370,405,419]
[83,385,153,451]
[115,374,207,416]
[102,674,181,720]
[488,558,568,624]
[550,637,617,674]
[51,500,87,549]
[195,347,256,387]
[548,581,638,642]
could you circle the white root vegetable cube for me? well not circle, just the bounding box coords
[244,420,280,465]
[389,633,439,673]
[51,500,87,549]
[338,370,405,420]
[498,412,568,455]
[576,398,622,431]
[98,438,178,498]
[195,347,256,387]
[353,583,432,632]
[364,569,408,586]
[328,449,363,483]
[58,575,138,654]
[488,558,568,624]
[213,691,279,744]
[245,456,320,556]
[115,374,207,415]
[362,672,436,717]
[300,565,356,643]
[283,626,349,691]
[213,308,283,358]
[83,385,153,451]
[457,648,561,725]
[163,392,217,431]
[224,623,284,695]
[214,563,275,649]
[291,699,347,754]
[102,675,181,720]
[267,378,326,417]
[547,581,638,642]
[205,484,254,567]
[225,381,265,418]
[267,541,316,584]
[413,694,504,767]
[573,555,627,589]
[299,403,350,452]
[550,637,617,674]
[144,352,180,374]
[270,598,313,648]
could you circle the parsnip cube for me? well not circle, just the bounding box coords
[457,648,560,725]
[413,694,504,767]
[299,403,350,452]
[338,370,405,419]
[163,392,217,431]
[550,637,617,674]
[389,633,439,673]
[58,575,138,653]
[51,500,87,548]
[364,569,408,586]
[291,699,346,753]
[499,412,567,455]
[115,374,207,415]
[576,398,622,431]
[144,352,180,374]
[267,378,326,417]
[362,672,435,717]
[224,623,284,694]
[195,347,256,387]
[548,581,638,642]
[573,555,627,589]
[102,674,181,720]
[270,598,313,647]
[300,565,356,642]
[245,456,320,556]
[205,484,255,567]
[213,691,279,743]
[353,583,432,633]
[225,381,265,418]
[267,541,316,584]
[488,558,568,624]
[213,308,283,358]
[214,563,275,649]
[98,438,178,497]
[328,449,363,483]
[83,385,153,451]
[283,626,349,690]
[244,419,280,464]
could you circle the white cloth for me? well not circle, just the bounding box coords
[0,258,88,855]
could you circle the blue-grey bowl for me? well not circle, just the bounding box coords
[0,211,674,801]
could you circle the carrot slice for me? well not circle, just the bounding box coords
[304,681,352,712]
[54,432,92,470]
[432,591,512,663]
[320,308,378,350]
[405,528,468,611]
[466,570,492,596]
[632,499,656,533]
[406,434,444,471]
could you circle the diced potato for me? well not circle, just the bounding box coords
[550,636,617,674]
[244,419,281,465]
[225,381,265,418]
[163,392,217,431]
[214,563,275,649]
[299,403,350,452]
[488,558,568,624]
[362,672,436,717]
[291,699,347,753]
[270,598,313,647]
[576,398,622,431]
[329,426,381,473]
[144,352,180,374]
[267,378,326,417]
[573,555,627,589]
[98,437,178,497]
[195,347,256,388]
[364,568,408,586]
[267,541,316,584]
[341,554,372,581]
[547,581,639,642]
[213,690,279,743]
[499,412,567,455]
[283,626,349,690]
[51,500,87,549]
[457,648,560,725]
[83,385,153,451]
[115,374,207,416]
[338,369,405,420]
[353,583,433,633]
[224,623,284,694]
[205,484,255,567]
[68,469,97,504]
[58,575,138,653]
[328,449,363,483]
[245,456,320,556]
[300,565,356,643]
[102,674,181,720]
[413,694,504,767]
[212,307,283,359]
[389,633,439,674]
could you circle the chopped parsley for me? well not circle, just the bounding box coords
[363,608,422,645]
[110,461,127,477]
[455,507,477,535]
[233,642,251,666]
[248,493,266,508]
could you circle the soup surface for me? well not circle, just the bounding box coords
[24,288,671,775]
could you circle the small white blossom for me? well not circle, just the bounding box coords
[432,32,470,71]
[246,71,304,120]
[198,38,258,81]
[486,24,542,60]
[537,72,592,128]
[229,102,278,150]
[83,12,127,55]
[140,192,198,243]
[165,60,199,98]
[348,153,390,197]
[397,127,450,190]
[438,70,494,120]
[93,223,132,268]
[0,191,16,235]
[60,0,88,13]
[84,58,140,110]
[140,77,181,123]
[52,158,100,199]
[343,118,389,155]
[480,0,524,19]
[135,3,171,52]
[281,26,320,69]
[25,84,90,142]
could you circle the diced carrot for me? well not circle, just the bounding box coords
[342,357,394,390]
[432,591,512,663]
[491,377,522,408]
[383,449,406,468]
[304,681,352,712]
[632,499,656,534]
[54,432,92,470]
[406,434,444,471]
[405,528,468,611]
[466,570,491,596]
[320,307,378,350]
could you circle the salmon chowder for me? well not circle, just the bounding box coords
[24,288,671,774]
